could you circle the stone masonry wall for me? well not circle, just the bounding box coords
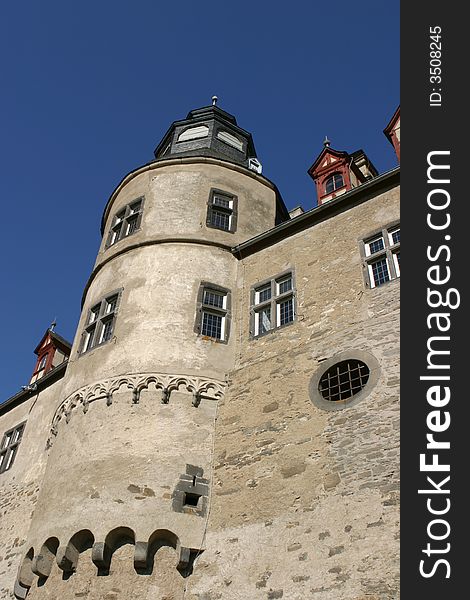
[0,378,65,600]
[1,181,399,600]
[185,185,400,599]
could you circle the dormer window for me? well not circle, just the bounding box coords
[216,130,244,152]
[30,328,72,383]
[177,125,209,143]
[325,173,344,194]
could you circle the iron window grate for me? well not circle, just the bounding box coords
[318,360,370,402]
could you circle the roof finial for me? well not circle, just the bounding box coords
[212,95,218,106]
[49,319,57,332]
[323,135,331,148]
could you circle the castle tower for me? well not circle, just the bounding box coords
[14,102,289,598]
[6,102,400,600]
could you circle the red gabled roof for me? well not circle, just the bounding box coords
[308,146,349,178]
[384,106,400,144]
[34,329,72,356]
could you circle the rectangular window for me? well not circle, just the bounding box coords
[365,236,385,256]
[392,251,400,276]
[256,284,271,304]
[203,289,224,309]
[206,190,238,233]
[389,227,400,246]
[196,283,231,342]
[369,257,390,287]
[258,306,272,334]
[211,209,231,231]
[278,297,294,326]
[277,275,293,295]
[106,198,144,247]
[80,291,121,353]
[202,312,223,339]
[0,422,25,474]
[252,271,295,337]
[362,224,400,288]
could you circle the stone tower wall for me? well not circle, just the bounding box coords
[12,159,281,599]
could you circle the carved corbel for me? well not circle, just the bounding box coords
[91,542,108,569]
[13,579,29,599]
[56,545,79,573]
[192,392,202,408]
[31,553,53,578]
[132,389,140,404]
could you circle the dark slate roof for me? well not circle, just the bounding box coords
[34,329,72,355]
[153,104,258,169]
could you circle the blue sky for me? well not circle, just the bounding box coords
[0,1,399,400]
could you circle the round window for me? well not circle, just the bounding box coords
[309,351,380,411]
[318,359,370,402]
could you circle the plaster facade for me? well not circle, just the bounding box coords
[1,104,400,600]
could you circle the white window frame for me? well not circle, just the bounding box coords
[80,290,122,354]
[388,226,400,246]
[392,251,400,277]
[367,256,391,289]
[201,289,227,340]
[0,422,26,474]
[106,198,144,248]
[325,172,345,194]
[364,234,385,257]
[196,283,231,343]
[252,272,295,337]
[362,224,400,289]
[206,190,238,233]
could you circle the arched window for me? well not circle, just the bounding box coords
[325,172,344,194]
